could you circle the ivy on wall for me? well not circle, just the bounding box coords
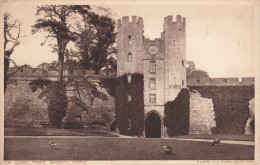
[164,88,190,136]
[115,73,144,136]
[189,86,254,134]
[99,77,116,97]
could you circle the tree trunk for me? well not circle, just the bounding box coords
[57,54,64,82]
[57,39,67,82]
[4,53,10,93]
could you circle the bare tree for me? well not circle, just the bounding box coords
[4,13,24,93]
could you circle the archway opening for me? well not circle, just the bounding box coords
[145,112,161,138]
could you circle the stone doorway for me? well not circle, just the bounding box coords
[145,112,161,138]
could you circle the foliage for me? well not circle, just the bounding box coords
[188,70,209,78]
[65,96,87,122]
[38,82,68,128]
[4,13,23,93]
[115,73,144,136]
[164,88,190,136]
[32,5,91,82]
[96,106,115,126]
[99,77,116,97]
[189,86,254,134]
[250,117,255,134]
[71,8,117,74]
[8,98,31,119]
[186,60,210,78]
[29,78,52,92]
[5,98,32,127]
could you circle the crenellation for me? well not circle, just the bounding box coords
[161,32,165,39]
[137,17,144,27]
[182,17,186,26]
[176,15,182,23]
[117,19,121,27]
[122,16,129,23]
[117,16,144,28]
[132,16,137,22]
[164,15,173,23]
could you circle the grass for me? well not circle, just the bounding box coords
[4,127,118,137]
[4,137,254,160]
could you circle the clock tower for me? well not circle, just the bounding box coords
[116,15,186,138]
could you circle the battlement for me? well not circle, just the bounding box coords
[187,77,255,86]
[117,16,144,28]
[164,15,186,25]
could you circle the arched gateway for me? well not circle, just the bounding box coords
[145,111,162,138]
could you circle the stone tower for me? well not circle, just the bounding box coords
[164,15,186,101]
[116,15,186,138]
[117,16,144,76]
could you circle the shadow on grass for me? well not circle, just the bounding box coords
[173,134,254,141]
[4,127,118,137]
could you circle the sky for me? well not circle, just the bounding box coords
[1,1,258,78]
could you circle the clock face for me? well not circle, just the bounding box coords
[149,45,159,55]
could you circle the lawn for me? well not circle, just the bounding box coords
[4,137,254,160]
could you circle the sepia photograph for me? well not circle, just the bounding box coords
[0,0,259,164]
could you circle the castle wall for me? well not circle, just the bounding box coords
[189,91,215,134]
[187,77,254,86]
[4,79,48,127]
[4,78,115,127]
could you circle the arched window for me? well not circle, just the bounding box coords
[127,92,132,102]
[128,52,132,62]
[128,35,132,45]
[127,73,131,83]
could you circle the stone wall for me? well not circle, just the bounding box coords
[189,86,254,134]
[245,98,255,134]
[189,91,216,134]
[4,79,48,127]
[187,77,254,86]
[4,78,115,127]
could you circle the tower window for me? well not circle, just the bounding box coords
[128,52,132,62]
[197,79,200,83]
[149,94,156,103]
[179,28,182,31]
[127,91,132,102]
[149,61,156,73]
[182,60,184,67]
[150,78,156,89]
[128,35,132,45]
[182,80,184,86]
[224,79,228,83]
[127,73,131,83]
